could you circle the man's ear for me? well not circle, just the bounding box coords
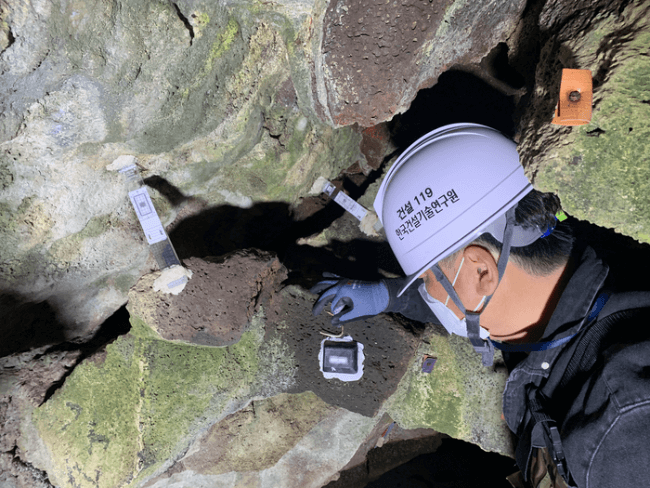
[463,245,499,296]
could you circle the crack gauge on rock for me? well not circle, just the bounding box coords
[119,164,182,271]
[322,181,368,222]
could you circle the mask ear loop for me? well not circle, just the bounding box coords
[473,295,487,312]
[431,207,517,366]
[431,264,467,314]
[444,257,465,307]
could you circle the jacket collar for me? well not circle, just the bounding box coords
[541,245,609,341]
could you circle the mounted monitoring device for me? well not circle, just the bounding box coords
[319,336,365,382]
[552,69,593,126]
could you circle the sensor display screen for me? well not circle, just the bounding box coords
[323,341,358,374]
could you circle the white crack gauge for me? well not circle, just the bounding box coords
[127,187,166,244]
[322,180,368,221]
[119,164,182,270]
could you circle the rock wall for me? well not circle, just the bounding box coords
[0,0,360,342]
[0,0,531,346]
[517,0,650,242]
[317,0,526,126]
[2,0,650,486]
[16,251,510,488]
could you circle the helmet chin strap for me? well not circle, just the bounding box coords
[430,207,517,366]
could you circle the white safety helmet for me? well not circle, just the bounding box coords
[374,123,539,296]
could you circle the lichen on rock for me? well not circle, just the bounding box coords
[33,303,294,488]
[29,250,304,487]
[384,332,513,456]
[519,1,650,244]
[175,392,337,476]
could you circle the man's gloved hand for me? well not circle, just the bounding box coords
[310,273,390,325]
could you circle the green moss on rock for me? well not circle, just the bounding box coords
[384,334,465,439]
[181,392,337,475]
[139,330,260,467]
[0,154,13,190]
[34,334,142,488]
[533,7,650,244]
[34,307,280,488]
[384,333,512,455]
[205,17,240,73]
[49,214,112,263]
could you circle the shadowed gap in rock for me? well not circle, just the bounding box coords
[167,199,402,289]
[482,43,527,91]
[39,305,131,404]
[0,294,67,359]
[326,435,516,488]
[388,69,518,152]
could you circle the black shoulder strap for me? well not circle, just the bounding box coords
[531,307,648,485]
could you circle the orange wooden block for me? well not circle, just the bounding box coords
[552,69,593,126]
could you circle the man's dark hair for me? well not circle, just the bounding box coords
[440,190,574,276]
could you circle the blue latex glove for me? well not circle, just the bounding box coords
[310,273,389,325]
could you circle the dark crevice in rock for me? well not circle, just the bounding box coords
[40,305,131,405]
[325,435,516,488]
[388,69,518,152]
[481,42,526,91]
[266,130,285,147]
[170,1,194,46]
[617,0,634,15]
[509,0,552,136]
[0,294,67,359]
[1,26,14,53]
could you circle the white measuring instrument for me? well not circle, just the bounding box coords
[119,164,182,270]
[322,180,368,221]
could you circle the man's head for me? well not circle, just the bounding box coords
[437,190,574,276]
[374,123,574,350]
[420,189,574,342]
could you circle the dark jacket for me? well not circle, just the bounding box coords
[384,246,650,488]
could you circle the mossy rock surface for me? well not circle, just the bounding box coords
[384,332,513,456]
[520,2,650,244]
[170,391,337,476]
[33,308,295,488]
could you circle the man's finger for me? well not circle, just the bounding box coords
[312,291,336,316]
[309,280,338,295]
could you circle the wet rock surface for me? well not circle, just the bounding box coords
[269,285,424,417]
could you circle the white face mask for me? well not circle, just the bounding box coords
[418,257,489,339]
